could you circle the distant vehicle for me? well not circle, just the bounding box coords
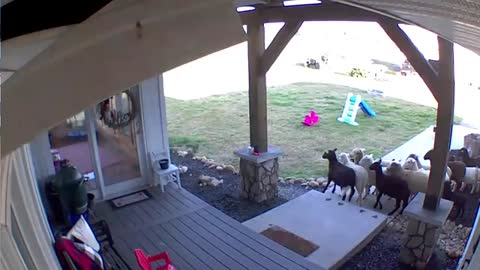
[400,59,415,76]
[306,58,320,69]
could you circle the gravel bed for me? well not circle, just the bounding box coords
[171,152,310,222]
[342,215,458,270]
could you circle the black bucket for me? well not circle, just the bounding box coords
[87,193,95,212]
[159,159,169,170]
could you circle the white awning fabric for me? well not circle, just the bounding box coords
[1,0,246,155]
[335,0,480,55]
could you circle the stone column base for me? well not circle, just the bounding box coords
[234,147,282,203]
[400,193,453,269]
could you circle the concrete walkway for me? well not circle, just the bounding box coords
[382,125,480,165]
[243,190,387,270]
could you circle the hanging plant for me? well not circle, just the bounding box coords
[99,90,137,129]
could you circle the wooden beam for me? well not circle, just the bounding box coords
[263,20,303,73]
[378,19,441,102]
[247,19,268,153]
[240,2,383,24]
[423,37,455,210]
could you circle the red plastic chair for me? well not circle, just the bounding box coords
[134,249,176,270]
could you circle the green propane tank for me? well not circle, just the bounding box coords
[52,163,88,216]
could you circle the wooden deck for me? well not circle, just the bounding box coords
[95,186,324,270]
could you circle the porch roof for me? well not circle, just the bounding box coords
[2,0,480,53]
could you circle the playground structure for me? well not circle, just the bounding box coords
[337,93,376,126]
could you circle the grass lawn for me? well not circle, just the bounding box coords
[166,82,457,178]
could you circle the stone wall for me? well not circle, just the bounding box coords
[239,157,279,203]
[400,219,441,269]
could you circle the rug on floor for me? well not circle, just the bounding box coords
[110,191,151,208]
[261,225,319,257]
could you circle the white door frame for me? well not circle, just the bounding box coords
[89,86,149,199]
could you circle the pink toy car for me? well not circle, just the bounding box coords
[302,110,319,126]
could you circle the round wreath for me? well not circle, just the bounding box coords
[99,90,137,129]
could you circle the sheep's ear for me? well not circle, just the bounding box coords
[333,148,337,152]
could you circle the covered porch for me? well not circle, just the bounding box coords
[94,185,321,270]
[2,1,480,270]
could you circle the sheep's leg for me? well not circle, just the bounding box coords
[374,192,383,209]
[453,205,461,218]
[332,183,337,194]
[388,199,401,216]
[459,182,466,192]
[323,179,332,193]
[362,186,369,199]
[471,183,476,194]
[400,198,408,214]
[348,184,355,202]
[354,186,361,204]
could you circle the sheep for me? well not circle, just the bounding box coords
[338,153,369,204]
[460,167,480,194]
[443,181,466,218]
[358,154,377,196]
[457,147,480,167]
[405,153,431,170]
[322,148,357,202]
[349,148,366,164]
[424,149,464,190]
[386,160,430,195]
[369,159,410,215]
[402,157,420,171]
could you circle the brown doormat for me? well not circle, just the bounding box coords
[260,225,319,257]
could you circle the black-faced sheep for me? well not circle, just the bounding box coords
[458,148,480,167]
[369,159,410,215]
[424,149,465,190]
[322,149,356,202]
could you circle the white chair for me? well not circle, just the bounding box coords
[149,152,181,192]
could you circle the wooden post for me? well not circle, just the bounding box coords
[263,20,303,73]
[247,19,268,153]
[423,37,455,210]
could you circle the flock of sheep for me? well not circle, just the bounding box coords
[321,147,480,217]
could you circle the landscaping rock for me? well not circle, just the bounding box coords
[316,177,327,184]
[216,166,224,171]
[179,166,188,174]
[224,165,236,173]
[294,178,306,184]
[308,181,320,188]
[177,150,189,157]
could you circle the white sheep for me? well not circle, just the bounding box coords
[460,167,480,194]
[349,148,366,164]
[402,158,423,171]
[402,157,452,179]
[358,154,376,189]
[338,152,369,204]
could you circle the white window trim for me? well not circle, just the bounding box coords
[1,146,61,270]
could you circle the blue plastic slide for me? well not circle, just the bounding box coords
[359,100,376,117]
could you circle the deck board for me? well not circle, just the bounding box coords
[95,186,324,270]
